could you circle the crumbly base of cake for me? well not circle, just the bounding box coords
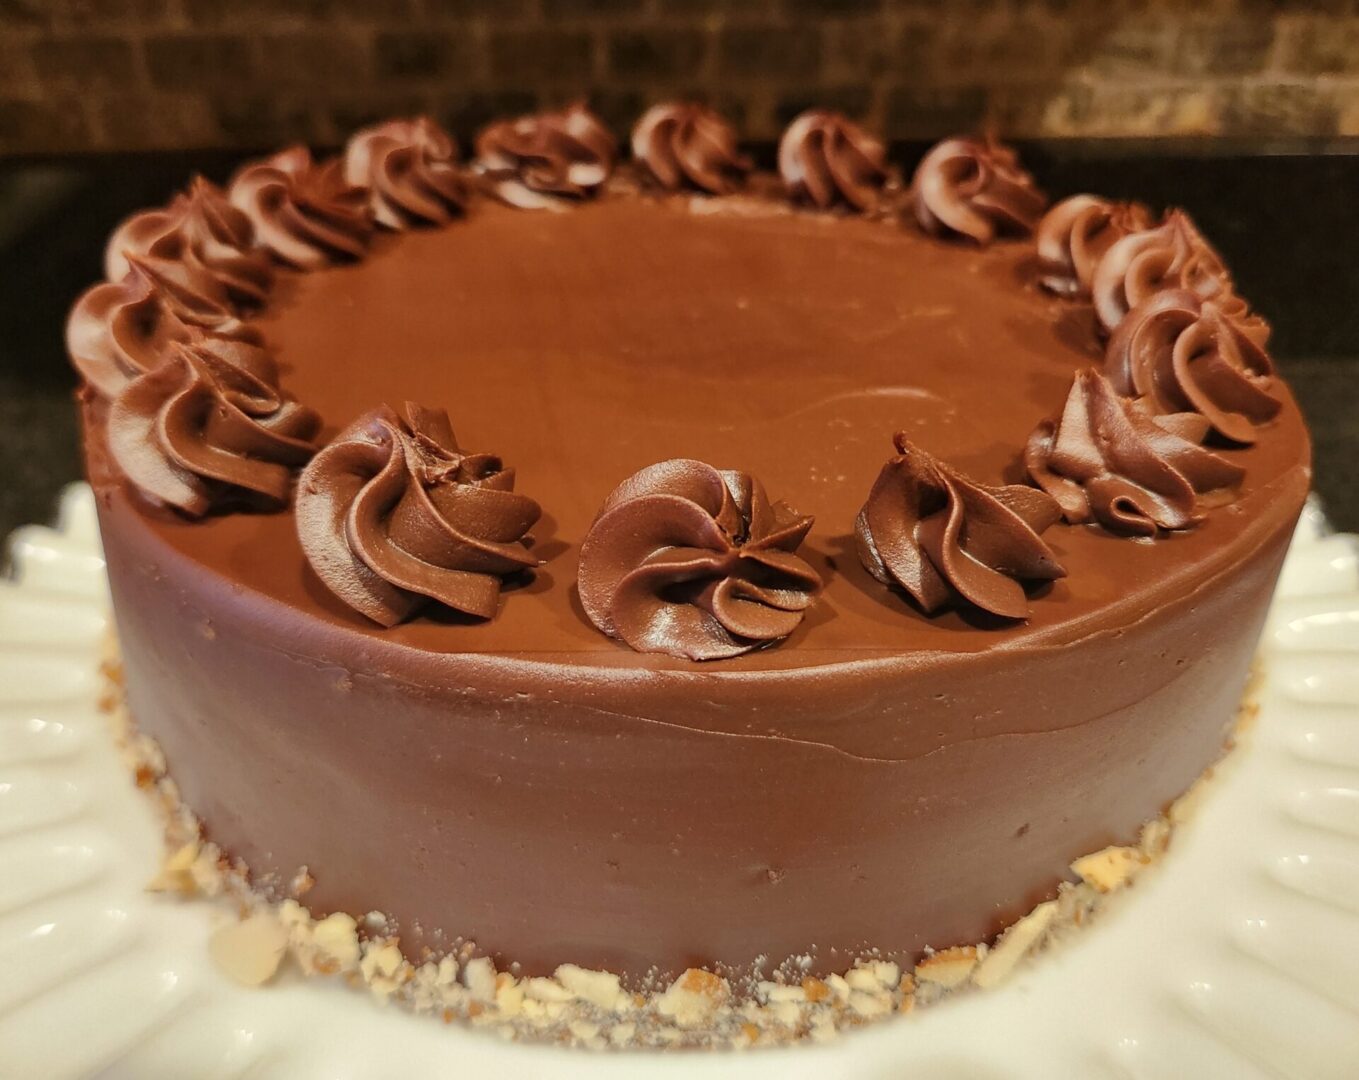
[100,638,1259,1051]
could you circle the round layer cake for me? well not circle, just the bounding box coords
[73,106,1310,1017]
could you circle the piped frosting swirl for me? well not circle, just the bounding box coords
[1025,369,1245,537]
[104,176,273,305]
[912,135,1047,244]
[475,104,617,209]
[1090,210,1243,335]
[631,102,751,195]
[107,338,319,518]
[577,459,822,661]
[229,146,373,268]
[343,117,468,229]
[855,435,1066,619]
[777,109,890,212]
[296,403,542,627]
[66,254,258,398]
[1104,288,1282,444]
[1035,194,1152,299]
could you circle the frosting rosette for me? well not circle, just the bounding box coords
[107,338,319,518]
[1025,369,1245,537]
[1035,194,1152,299]
[228,146,372,269]
[1089,209,1251,335]
[855,435,1065,620]
[1104,288,1282,444]
[912,135,1047,244]
[631,102,751,195]
[577,459,822,661]
[474,103,616,209]
[296,403,541,627]
[343,116,468,229]
[104,176,273,305]
[66,254,258,398]
[777,109,889,212]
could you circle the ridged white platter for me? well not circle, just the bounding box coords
[1,484,1357,1079]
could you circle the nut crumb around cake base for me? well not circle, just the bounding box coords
[100,638,1260,1050]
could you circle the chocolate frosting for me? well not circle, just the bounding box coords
[65,254,256,398]
[912,136,1047,244]
[577,459,821,660]
[1105,288,1282,445]
[777,109,890,212]
[229,146,373,268]
[631,102,751,195]
[475,104,616,209]
[104,176,273,306]
[856,435,1065,619]
[296,403,541,627]
[343,117,468,229]
[107,338,319,518]
[1089,209,1246,335]
[1035,194,1151,299]
[1025,369,1245,537]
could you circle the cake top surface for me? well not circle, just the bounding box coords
[73,109,1311,675]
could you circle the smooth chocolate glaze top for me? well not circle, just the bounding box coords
[84,179,1311,982]
[102,194,1308,665]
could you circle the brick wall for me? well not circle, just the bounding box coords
[2,0,1358,154]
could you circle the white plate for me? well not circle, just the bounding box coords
[1,485,1357,1080]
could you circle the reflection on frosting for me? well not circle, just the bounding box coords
[66,254,258,398]
[577,459,822,661]
[343,117,468,229]
[475,103,616,209]
[1035,194,1151,299]
[1105,288,1282,445]
[1026,369,1245,537]
[1090,210,1247,335]
[912,136,1047,244]
[107,339,319,518]
[228,146,373,268]
[104,176,273,305]
[777,109,889,212]
[296,403,541,627]
[855,435,1065,619]
[631,102,751,195]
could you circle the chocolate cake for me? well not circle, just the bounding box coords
[70,103,1311,1045]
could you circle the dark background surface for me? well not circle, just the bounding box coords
[1,143,1355,539]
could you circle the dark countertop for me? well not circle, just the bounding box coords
[1,145,1355,539]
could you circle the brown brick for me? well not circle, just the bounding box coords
[0,0,56,28]
[937,15,1070,80]
[147,33,255,90]
[822,16,910,82]
[1276,16,1359,76]
[1068,16,1176,79]
[86,92,215,150]
[208,93,332,149]
[1175,17,1275,77]
[1074,83,1222,138]
[489,29,594,82]
[427,0,531,15]
[0,97,90,152]
[606,29,709,80]
[0,40,37,94]
[884,84,985,138]
[544,0,644,14]
[374,30,478,82]
[717,25,821,79]
[257,32,370,89]
[33,36,140,91]
[782,0,883,14]
[1221,82,1337,138]
[63,0,172,25]
[182,0,322,27]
